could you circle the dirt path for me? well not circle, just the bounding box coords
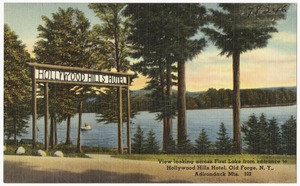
[4,154,296,183]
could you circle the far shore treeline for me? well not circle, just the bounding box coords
[82,87,296,113]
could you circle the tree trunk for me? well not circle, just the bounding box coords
[126,87,131,154]
[50,116,54,148]
[232,50,242,154]
[44,83,49,151]
[114,10,120,72]
[66,114,71,145]
[159,61,168,150]
[116,91,122,153]
[113,10,122,154]
[177,60,187,144]
[77,101,83,153]
[32,66,37,148]
[166,58,172,143]
[54,117,58,145]
[13,110,17,145]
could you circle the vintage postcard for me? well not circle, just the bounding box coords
[2,1,297,184]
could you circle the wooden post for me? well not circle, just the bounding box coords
[32,66,37,148]
[66,115,71,145]
[50,116,54,148]
[77,100,83,153]
[127,86,131,154]
[54,117,57,145]
[44,82,49,151]
[117,87,123,154]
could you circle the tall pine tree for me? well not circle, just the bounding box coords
[144,129,160,154]
[242,113,281,154]
[195,129,211,154]
[124,4,177,150]
[215,123,234,154]
[4,24,31,144]
[132,125,145,154]
[241,114,260,153]
[202,3,290,153]
[125,4,207,149]
[267,118,281,154]
[281,116,296,155]
[34,7,94,150]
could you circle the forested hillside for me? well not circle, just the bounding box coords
[187,87,296,109]
[83,87,296,113]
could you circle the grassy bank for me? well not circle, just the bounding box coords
[4,144,117,158]
[4,144,296,164]
[112,154,296,164]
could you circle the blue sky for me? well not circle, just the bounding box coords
[3,2,297,91]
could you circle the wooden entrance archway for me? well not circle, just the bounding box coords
[28,63,133,154]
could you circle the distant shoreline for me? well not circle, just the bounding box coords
[186,103,296,111]
[129,103,296,112]
[241,103,296,108]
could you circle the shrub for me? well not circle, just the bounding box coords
[132,125,145,154]
[195,129,212,154]
[143,129,160,154]
[215,123,234,154]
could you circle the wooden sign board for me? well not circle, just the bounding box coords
[28,63,132,87]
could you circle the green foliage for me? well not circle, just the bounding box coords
[215,123,234,154]
[132,125,145,154]
[281,116,296,155]
[267,118,281,154]
[242,114,295,154]
[202,3,290,154]
[88,3,131,72]
[195,88,296,109]
[4,144,89,158]
[150,89,177,120]
[4,144,43,156]
[163,137,177,154]
[95,88,136,124]
[81,146,118,154]
[82,87,296,112]
[242,113,272,154]
[4,24,31,141]
[132,126,161,154]
[202,3,289,56]
[130,92,153,112]
[257,114,269,153]
[241,114,260,153]
[143,129,160,154]
[124,5,207,146]
[124,4,181,120]
[35,7,92,67]
[34,8,96,148]
[89,4,132,125]
[34,7,95,121]
[195,129,212,154]
[177,136,195,154]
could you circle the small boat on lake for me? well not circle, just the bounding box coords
[81,123,92,131]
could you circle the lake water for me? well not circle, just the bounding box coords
[23,105,296,148]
